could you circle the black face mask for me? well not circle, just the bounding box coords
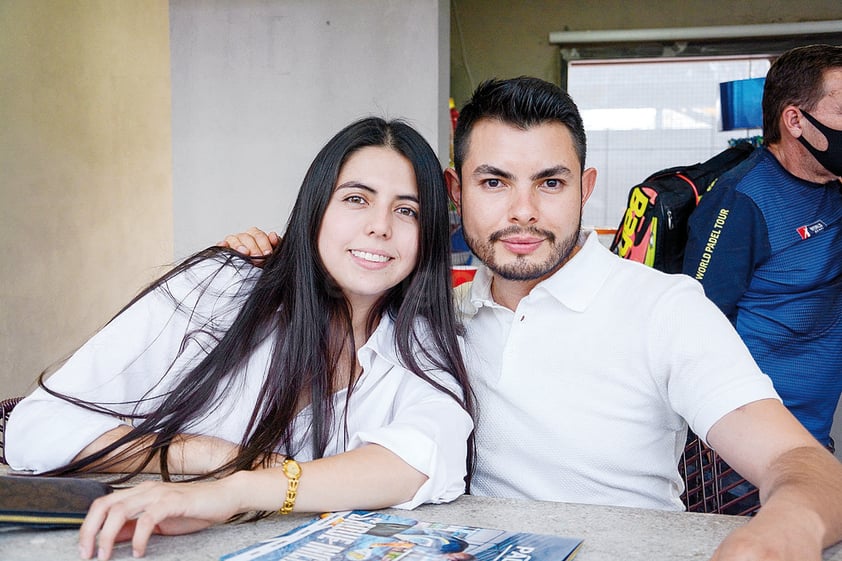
[797,109,842,178]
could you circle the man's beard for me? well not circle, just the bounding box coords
[462,219,581,282]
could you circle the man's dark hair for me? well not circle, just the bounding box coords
[453,77,587,176]
[763,44,842,144]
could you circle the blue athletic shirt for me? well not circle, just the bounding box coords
[683,147,842,445]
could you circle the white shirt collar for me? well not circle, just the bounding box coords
[358,312,400,370]
[462,229,616,315]
[357,312,439,372]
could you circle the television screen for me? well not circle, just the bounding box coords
[720,77,765,131]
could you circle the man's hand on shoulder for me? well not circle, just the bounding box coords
[217,227,280,264]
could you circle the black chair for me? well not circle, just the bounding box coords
[678,431,760,516]
[0,396,23,466]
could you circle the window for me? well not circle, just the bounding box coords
[567,57,770,229]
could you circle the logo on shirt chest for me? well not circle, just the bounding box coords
[796,220,827,240]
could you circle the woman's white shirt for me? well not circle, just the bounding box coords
[6,259,472,509]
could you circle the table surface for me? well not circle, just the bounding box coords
[3,490,842,561]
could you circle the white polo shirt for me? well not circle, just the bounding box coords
[457,230,779,510]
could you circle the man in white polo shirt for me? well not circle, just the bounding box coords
[447,77,776,510]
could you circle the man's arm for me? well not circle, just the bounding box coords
[707,399,842,559]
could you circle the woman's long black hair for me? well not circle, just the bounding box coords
[39,117,474,485]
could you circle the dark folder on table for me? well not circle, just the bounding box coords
[0,474,112,528]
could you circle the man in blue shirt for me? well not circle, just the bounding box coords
[684,45,842,450]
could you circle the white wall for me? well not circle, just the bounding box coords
[0,2,173,396]
[169,0,450,257]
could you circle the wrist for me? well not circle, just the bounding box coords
[221,463,301,513]
[221,469,259,513]
[279,458,302,515]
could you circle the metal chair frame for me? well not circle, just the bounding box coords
[678,431,760,516]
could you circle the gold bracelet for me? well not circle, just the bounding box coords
[279,458,302,515]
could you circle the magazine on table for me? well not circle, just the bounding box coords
[221,510,583,561]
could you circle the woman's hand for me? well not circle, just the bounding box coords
[78,444,428,559]
[79,479,241,560]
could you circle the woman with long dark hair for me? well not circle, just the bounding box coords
[6,117,474,560]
